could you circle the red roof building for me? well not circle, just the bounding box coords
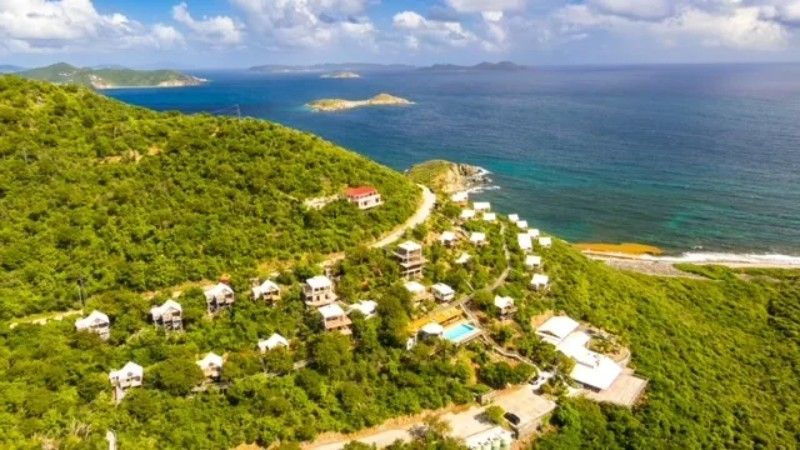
[345,186,383,210]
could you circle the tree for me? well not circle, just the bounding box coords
[150,358,204,395]
[310,333,352,377]
[484,405,506,426]
[377,296,410,347]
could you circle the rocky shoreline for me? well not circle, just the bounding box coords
[406,160,492,194]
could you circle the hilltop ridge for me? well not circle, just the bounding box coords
[0,76,419,317]
[17,62,205,89]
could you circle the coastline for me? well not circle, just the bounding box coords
[98,81,206,90]
[582,249,800,269]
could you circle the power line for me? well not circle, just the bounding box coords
[206,104,242,120]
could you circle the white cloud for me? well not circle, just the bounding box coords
[172,2,243,45]
[553,0,794,51]
[445,0,525,13]
[150,24,185,49]
[587,0,673,20]
[393,10,478,49]
[229,0,376,49]
[773,0,800,23]
[0,0,117,41]
[442,0,524,52]
[482,11,505,22]
[657,6,789,50]
[0,0,184,53]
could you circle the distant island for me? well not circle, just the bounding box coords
[308,93,413,112]
[418,61,530,73]
[17,62,206,89]
[249,61,529,74]
[320,71,361,79]
[0,64,24,73]
[251,63,413,74]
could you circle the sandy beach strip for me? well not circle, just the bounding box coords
[576,242,800,277]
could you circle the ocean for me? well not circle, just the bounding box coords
[106,64,800,258]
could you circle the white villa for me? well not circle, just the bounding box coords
[508,214,520,222]
[517,233,533,252]
[150,299,183,331]
[470,232,487,246]
[460,209,476,220]
[538,236,553,248]
[483,212,497,222]
[196,352,223,381]
[536,316,623,392]
[559,332,622,391]
[75,310,110,340]
[525,255,542,270]
[349,300,378,319]
[451,191,469,204]
[252,279,280,302]
[516,220,529,230]
[319,303,352,334]
[455,253,472,265]
[204,282,235,314]
[303,275,337,307]
[394,240,425,278]
[404,280,427,298]
[531,274,550,290]
[258,333,289,352]
[109,361,143,402]
[473,202,491,212]
[536,315,580,345]
[432,283,456,302]
[439,231,458,247]
[528,228,541,239]
[494,295,516,317]
[419,322,444,339]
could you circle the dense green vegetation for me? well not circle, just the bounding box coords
[0,76,418,318]
[0,220,512,449]
[1,76,799,449]
[0,77,498,449]
[527,242,800,448]
[18,63,203,88]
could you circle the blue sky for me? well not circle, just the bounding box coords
[1,0,799,68]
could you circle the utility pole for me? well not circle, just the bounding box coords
[77,276,86,309]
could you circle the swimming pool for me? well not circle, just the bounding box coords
[443,323,481,344]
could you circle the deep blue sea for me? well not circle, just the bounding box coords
[106,64,800,257]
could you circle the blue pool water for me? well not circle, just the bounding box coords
[106,64,800,256]
[443,323,480,343]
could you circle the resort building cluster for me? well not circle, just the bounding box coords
[68,184,647,448]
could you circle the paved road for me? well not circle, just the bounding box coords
[322,185,436,268]
[371,185,436,249]
[305,386,554,450]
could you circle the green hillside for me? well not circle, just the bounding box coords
[0,76,418,318]
[18,62,204,89]
[0,76,798,450]
[522,247,800,448]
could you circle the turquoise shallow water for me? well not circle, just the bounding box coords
[106,64,800,255]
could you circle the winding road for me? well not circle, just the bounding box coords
[371,185,436,249]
